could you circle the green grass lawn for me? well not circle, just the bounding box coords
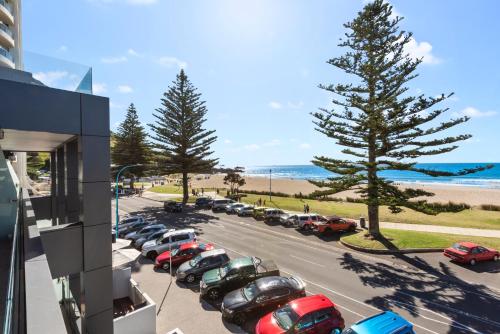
[148,185,184,194]
[240,193,500,230]
[341,228,500,250]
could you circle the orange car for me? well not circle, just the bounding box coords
[313,216,357,234]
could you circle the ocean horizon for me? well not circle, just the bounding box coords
[243,163,500,189]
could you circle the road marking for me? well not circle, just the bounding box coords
[290,254,326,267]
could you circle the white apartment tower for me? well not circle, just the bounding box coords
[0,0,21,69]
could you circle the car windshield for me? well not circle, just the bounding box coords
[343,329,357,334]
[189,254,203,266]
[452,243,471,253]
[273,305,300,330]
[242,282,259,300]
[171,248,179,256]
[219,264,230,277]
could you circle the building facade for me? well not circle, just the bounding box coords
[0,0,21,69]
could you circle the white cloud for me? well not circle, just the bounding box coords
[93,82,107,94]
[263,139,281,147]
[127,48,142,57]
[33,71,68,86]
[101,56,127,64]
[244,144,260,151]
[223,139,232,144]
[459,107,497,118]
[158,56,187,69]
[269,101,283,109]
[117,85,133,93]
[299,143,311,150]
[127,0,157,4]
[58,45,68,52]
[405,37,441,65]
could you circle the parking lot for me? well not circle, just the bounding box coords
[114,196,500,334]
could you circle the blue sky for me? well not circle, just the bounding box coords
[22,0,500,166]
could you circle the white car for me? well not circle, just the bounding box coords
[236,205,255,217]
[141,228,196,259]
[117,215,145,230]
[225,203,245,214]
[212,199,235,212]
[297,214,324,230]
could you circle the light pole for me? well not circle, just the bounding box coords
[269,168,272,201]
[115,164,142,240]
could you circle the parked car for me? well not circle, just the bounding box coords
[117,215,145,229]
[342,311,415,334]
[253,207,268,220]
[255,294,345,334]
[176,249,230,283]
[236,205,255,217]
[313,216,357,234]
[221,276,306,325]
[212,199,236,212]
[118,220,152,238]
[134,229,172,249]
[443,242,499,265]
[195,197,212,209]
[263,209,285,223]
[164,200,183,213]
[155,241,214,271]
[141,229,196,259]
[294,214,313,230]
[125,224,166,243]
[280,214,298,227]
[226,203,246,214]
[200,256,280,300]
[297,214,325,230]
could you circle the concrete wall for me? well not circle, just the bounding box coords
[0,150,19,239]
[30,196,51,220]
[112,267,131,300]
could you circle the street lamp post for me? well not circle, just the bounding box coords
[115,164,141,240]
[269,169,272,201]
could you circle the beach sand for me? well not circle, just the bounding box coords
[191,174,500,206]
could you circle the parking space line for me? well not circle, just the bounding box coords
[290,254,326,267]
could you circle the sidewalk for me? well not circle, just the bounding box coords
[379,221,500,238]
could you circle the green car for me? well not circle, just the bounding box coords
[200,256,279,300]
[252,207,268,220]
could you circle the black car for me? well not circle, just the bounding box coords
[176,249,230,284]
[164,201,183,212]
[221,276,306,325]
[195,197,212,209]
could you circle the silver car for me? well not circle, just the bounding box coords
[225,203,245,214]
[125,224,166,242]
[134,229,172,249]
[236,205,255,217]
[141,228,197,259]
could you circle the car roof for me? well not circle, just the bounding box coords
[255,276,293,291]
[288,294,334,317]
[179,241,199,250]
[351,311,413,333]
[198,249,226,258]
[298,214,310,218]
[143,224,164,229]
[228,256,254,268]
[457,241,478,248]
[163,228,195,237]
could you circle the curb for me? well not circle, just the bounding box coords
[339,240,443,254]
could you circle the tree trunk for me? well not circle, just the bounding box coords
[182,172,189,204]
[368,203,379,237]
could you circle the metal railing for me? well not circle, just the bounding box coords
[2,190,21,334]
[0,22,13,38]
[0,45,13,61]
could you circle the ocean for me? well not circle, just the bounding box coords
[244,163,500,189]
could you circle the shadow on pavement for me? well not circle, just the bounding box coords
[339,252,500,334]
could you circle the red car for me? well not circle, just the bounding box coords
[154,242,214,270]
[255,294,344,334]
[443,242,499,265]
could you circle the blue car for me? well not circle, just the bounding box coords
[341,311,415,334]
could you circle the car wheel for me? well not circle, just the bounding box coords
[147,251,157,260]
[186,274,196,284]
[470,258,476,265]
[162,262,170,271]
[232,312,246,326]
[207,288,220,300]
[493,255,499,261]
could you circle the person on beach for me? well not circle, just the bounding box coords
[303,204,307,213]
[202,188,204,195]
[306,204,310,213]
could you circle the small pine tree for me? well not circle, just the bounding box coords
[111,103,151,187]
[149,69,218,203]
[223,170,246,194]
[311,0,491,237]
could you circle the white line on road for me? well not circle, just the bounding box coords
[290,254,326,267]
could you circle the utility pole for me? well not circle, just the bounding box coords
[269,168,272,201]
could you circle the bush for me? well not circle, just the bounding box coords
[480,204,500,212]
[243,190,291,198]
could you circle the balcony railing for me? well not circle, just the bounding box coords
[0,45,13,61]
[0,0,12,14]
[0,22,13,38]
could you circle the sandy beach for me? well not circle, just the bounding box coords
[191,174,500,207]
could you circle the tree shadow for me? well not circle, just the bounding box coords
[339,252,500,333]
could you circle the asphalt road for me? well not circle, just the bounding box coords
[114,196,500,334]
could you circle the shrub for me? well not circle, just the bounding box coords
[480,204,500,212]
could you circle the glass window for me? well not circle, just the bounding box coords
[471,247,480,254]
[273,305,300,330]
[243,282,259,300]
[452,243,471,253]
[296,314,314,330]
[314,308,332,324]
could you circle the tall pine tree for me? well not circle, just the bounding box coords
[311,0,491,237]
[149,69,218,203]
[111,103,151,186]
